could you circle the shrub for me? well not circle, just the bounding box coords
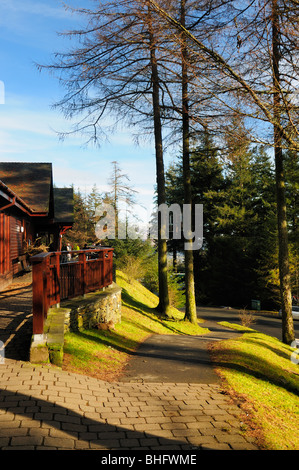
[118,255,146,284]
[239,308,256,328]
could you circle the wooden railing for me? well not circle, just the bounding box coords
[31,248,114,336]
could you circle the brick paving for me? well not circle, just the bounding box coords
[0,274,259,451]
[0,274,33,362]
[0,359,258,450]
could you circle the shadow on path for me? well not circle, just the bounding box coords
[0,279,33,362]
[0,388,197,450]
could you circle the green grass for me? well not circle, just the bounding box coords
[63,270,208,380]
[210,321,299,450]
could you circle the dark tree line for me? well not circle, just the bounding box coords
[165,129,298,311]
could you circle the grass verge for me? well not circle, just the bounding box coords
[209,321,299,450]
[62,270,208,381]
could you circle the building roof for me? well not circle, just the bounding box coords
[53,187,74,223]
[0,162,74,224]
[0,162,52,213]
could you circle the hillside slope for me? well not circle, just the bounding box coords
[63,270,208,380]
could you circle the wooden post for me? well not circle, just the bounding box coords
[55,252,61,306]
[109,250,113,285]
[31,254,48,336]
[43,255,50,317]
[79,251,86,296]
[101,250,106,288]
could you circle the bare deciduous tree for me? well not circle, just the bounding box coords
[39,0,173,316]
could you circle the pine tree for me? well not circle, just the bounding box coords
[63,188,94,248]
[85,184,103,237]
[285,149,299,303]
[107,161,138,239]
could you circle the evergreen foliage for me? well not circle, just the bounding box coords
[165,131,289,310]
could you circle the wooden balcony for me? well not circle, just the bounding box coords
[31,248,114,336]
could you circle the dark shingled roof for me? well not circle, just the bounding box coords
[53,187,74,223]
[0,163,74,224]
[0,162,52,213]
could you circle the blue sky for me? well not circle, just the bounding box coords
[0,0,165,227]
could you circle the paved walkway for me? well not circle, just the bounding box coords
[0,275,260,451]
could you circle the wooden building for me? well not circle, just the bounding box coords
[0,162,73,291]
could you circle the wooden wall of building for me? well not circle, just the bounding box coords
[0,213,29,290]
[10,215,24,275]
[0,213,11,290]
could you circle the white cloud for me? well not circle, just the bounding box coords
[1,0,71,20]
[0,0,83,52]
[53,165,105,189]
[0,113,54,137]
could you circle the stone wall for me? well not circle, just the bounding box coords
[62,283,122,331]
[30,306,71,366]
[30,283,122,366]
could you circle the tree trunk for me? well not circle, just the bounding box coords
[148,6,170,316]
[272,0,294,344]
[173,245,177,272]
[114,170,119,239]
[181,0,197,324]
